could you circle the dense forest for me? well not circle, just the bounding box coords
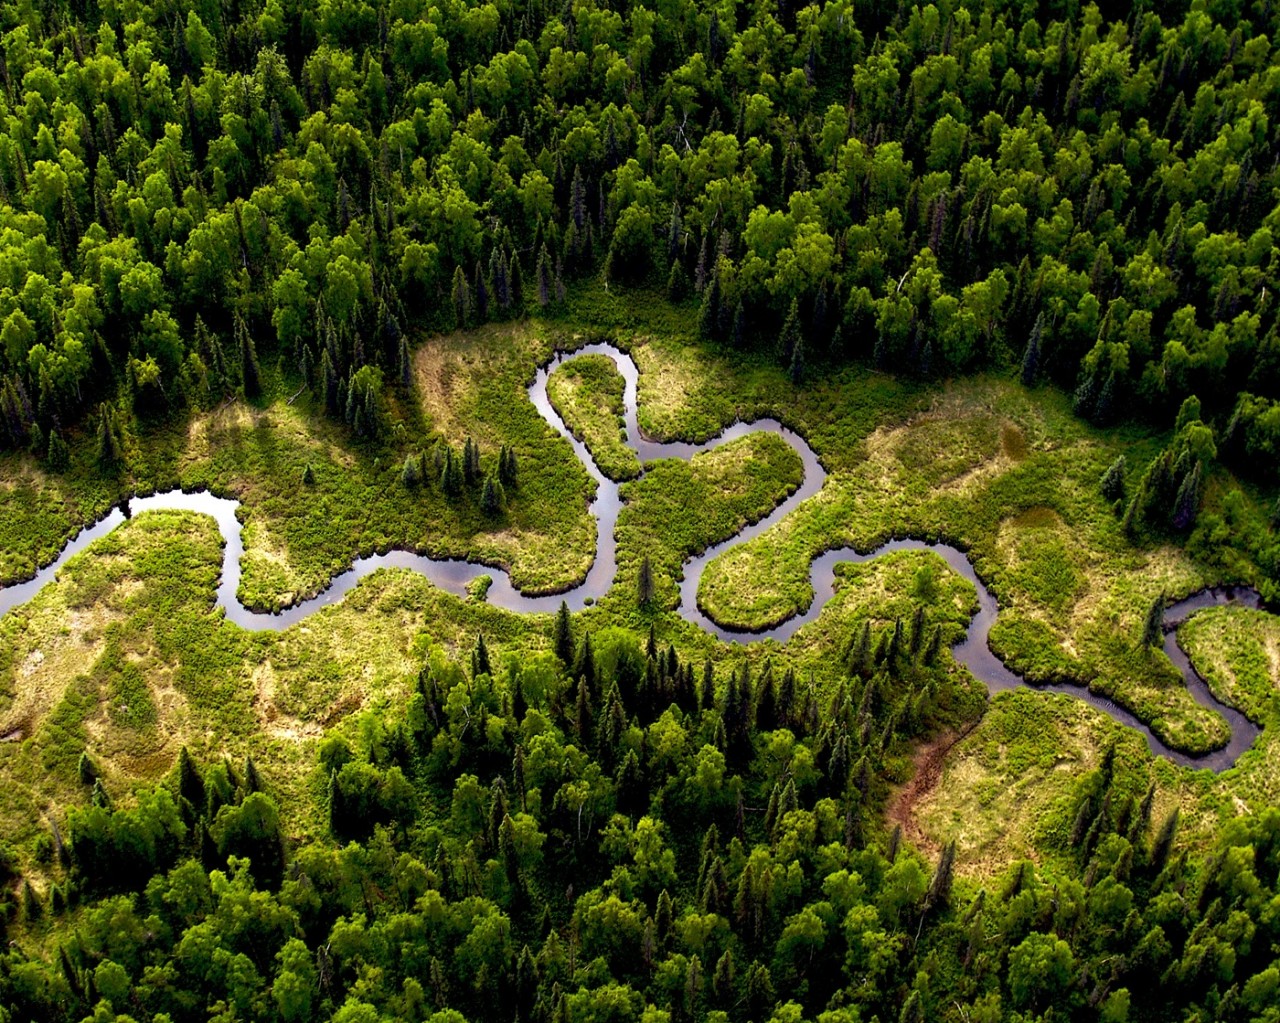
[5,619,1280,1023]
[2,0,1280,450]
[2,0,1280,1020]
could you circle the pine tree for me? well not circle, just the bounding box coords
[402,455,420,488]
[1100,455,1126,501]
[699,274,722,340]
[637,555,656,606]
[481,474,505,514]
[452,265,471,326]
[237,314,262,398]
[553,601,574,663]
[96,403,122,467]
[1172,460,1202,530]
[1142,592,1165,648]
[1021,313,1044,386]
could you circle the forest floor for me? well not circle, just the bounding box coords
[0,284,1277,884]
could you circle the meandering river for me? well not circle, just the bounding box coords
[0,344,1263,770]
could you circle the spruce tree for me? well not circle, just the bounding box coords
[1100,455,1126,501]
[463,437,481,485]
[46,429,69,472]
[779,298,802,366]
[499,445,518,487]
[1021,313,1044,386]
[1142,592,1165,648]
[481,474,505,514]
[1172,461,1202,530]
[452,265,471,326]
[666,259,686,301]
[473,260,489,321]
[699,274,722,340]
[536,245,552,307]
[96,403,121,467]
[472,633,492,678]
[237,314,262,398]
[637,555,656,606]
[553,601,574,663]
[442,448,464,496]
[402,455,419,488]
[177,746,205,812]
[1149,807,1180,876]
[789,330,806,384]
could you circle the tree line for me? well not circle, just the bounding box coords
[1,0,1280,473]
[2,611,1277,1022]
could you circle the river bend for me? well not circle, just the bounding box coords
[0,344,1264,771]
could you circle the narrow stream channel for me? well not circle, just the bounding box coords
[0,344,1264,770]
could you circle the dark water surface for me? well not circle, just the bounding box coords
[0,345,1265,770]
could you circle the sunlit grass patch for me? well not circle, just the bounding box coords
[546,353,640,481]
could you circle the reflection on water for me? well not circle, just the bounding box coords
[0,344,1264,770]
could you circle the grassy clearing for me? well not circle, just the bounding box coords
[2,291,1278,878]
[0,507,566,866]
[1179,606,1280,721]
[0,322,603,607]
[607,432,804,614]
[912,689,1162,877]
[695,379,1235,754]
[916,681,1280,879]
[546,354,640,481]
[914,600,1280,877]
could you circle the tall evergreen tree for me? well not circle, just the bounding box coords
[1142,592,1165,648]
[637,555,656,607]
[553,601,574,663]
[236,314,262,398]
[1021,313,1044,386]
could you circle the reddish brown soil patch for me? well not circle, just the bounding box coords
[886,722,979,851]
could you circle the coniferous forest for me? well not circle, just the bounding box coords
[0,0,1279,1021]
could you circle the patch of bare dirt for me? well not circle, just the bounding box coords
[886,722,980,852]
